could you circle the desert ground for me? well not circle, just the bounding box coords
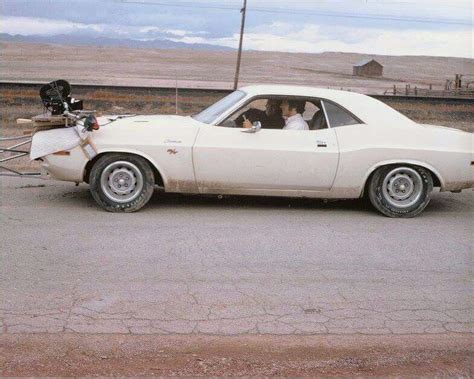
[1,41,472,136]
[1,41,473,93]
[1,41,472,138]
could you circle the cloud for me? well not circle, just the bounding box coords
[2,16,471,58]
[139,26,191,37]
[1,16,208,40]
[0,16,105,36]
[171,22,473,58]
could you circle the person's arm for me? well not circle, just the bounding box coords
[236,108,261,127]
[242,115,253,129]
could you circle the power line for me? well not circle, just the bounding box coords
[119,0,238,11]
[365,0,470,10]
[118,0,472,26]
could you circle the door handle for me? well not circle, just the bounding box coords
[316,140,327,147]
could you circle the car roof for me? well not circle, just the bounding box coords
[238,84,415,126]
[240,84,360,98]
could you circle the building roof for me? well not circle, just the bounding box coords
[353,58,384,67]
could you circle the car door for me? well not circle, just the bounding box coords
[192,124,339,194]
[318,99,370,197]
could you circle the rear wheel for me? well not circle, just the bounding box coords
[368,165,433,218]
[89,154,155,212]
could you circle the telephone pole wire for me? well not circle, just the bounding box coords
[233,0,247,90]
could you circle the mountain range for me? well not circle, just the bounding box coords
[0,33,233,51]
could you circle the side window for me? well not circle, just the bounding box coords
[218,97,286,130]
[218,98,267,128]
[307,100,328,130]
[322,101,360,127]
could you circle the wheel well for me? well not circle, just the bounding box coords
[362,163,441,197]
[83,152,164,187]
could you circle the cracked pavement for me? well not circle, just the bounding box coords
[1,177,473,336]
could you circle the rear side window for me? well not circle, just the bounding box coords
[322,101,361,127]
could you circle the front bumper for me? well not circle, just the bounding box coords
[40,145,91,183]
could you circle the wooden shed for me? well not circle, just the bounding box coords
[353,59,383,77]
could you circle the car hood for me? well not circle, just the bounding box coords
[97,114,203,129]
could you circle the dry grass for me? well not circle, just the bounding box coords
[0,88,220,137]
[2,86,472,136]
[382,99,474,132]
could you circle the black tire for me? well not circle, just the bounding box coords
[368,165,433,218]
[89,153,155,212]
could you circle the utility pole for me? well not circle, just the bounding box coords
[175,71,179,115]
[233,0,247,90]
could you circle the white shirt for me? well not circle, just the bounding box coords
[283,113,309,131]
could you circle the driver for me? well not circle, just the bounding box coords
[236,99,285,129]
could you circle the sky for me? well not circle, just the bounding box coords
[1,0,473,58]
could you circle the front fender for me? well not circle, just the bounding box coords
[91,147,167,184]
[89,147,199,193]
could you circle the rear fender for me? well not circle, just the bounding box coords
[361,159,445,196]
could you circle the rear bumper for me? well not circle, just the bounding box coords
[442,163,474,192]
[443,180,474,192]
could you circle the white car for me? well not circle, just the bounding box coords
[31,85,473,217]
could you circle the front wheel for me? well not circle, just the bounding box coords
[89,154,155,212]
[368,165,433,218]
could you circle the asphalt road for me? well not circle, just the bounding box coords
[1,177,472,336]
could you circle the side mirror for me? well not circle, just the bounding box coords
[241,121,262,133]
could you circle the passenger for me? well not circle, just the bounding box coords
[237,99,285,129]
[280,99,309,131]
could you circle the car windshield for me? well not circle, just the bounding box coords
[192,90,246,124]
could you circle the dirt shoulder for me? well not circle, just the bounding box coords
[1,334,472,376]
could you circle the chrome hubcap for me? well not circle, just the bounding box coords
[382,167,423,208]
[100,161,143,203]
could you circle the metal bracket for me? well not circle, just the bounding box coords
[0,135,42,177]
